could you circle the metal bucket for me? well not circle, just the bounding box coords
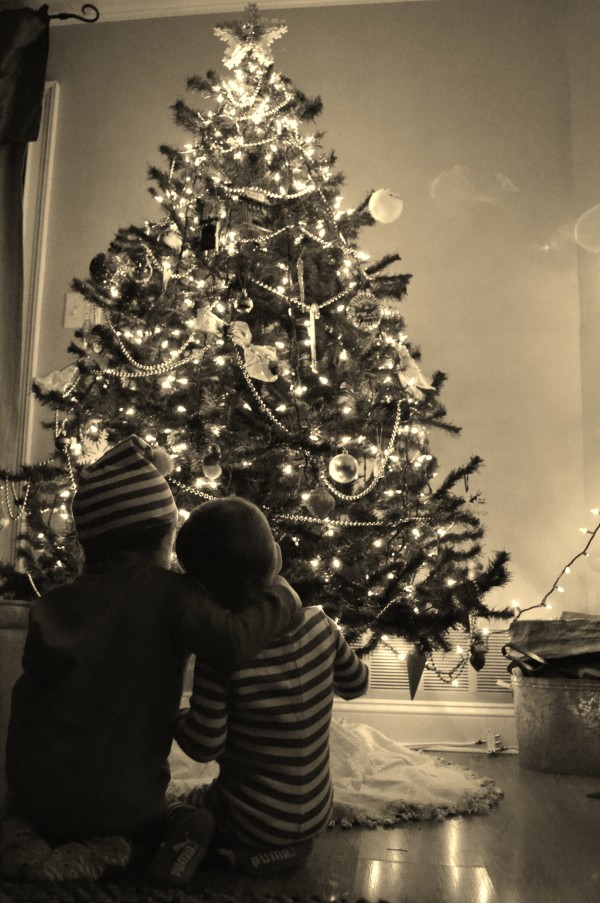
[512,671,600,775]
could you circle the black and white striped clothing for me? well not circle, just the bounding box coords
[175,606,369,847]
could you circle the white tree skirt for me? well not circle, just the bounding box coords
[169,715,502,828]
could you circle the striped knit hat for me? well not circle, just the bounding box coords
[72,435,177,540]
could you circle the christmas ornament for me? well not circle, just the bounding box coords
[191,308,225,337]
[328,452,359,484]
[368,188,404,224]
[229,321,252,346]
[469,629,488,672]
[406,649,427,700]
[230,321,279,382]
[306,487,335,518]
[396,346,433,400]
[130,247,153,284]
[54,435,72,451]
[244,343,278,382]
[89,252,115,286]
[34,364,79,395]
[203,462,222,480]
[238,188,273,234]
[202,445,222,480]
[307,303,320,373]
[233,290,254,315]
[0,515,11,532]
[52,507,71,534]
[161,230,183,252]
[346,291,382,332]
[469,648,486,671]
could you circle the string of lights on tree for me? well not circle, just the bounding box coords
[1,4,518,689]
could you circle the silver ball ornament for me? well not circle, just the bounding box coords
[234,292,254,315]
[54,434,72,451]
[328,453,359,484]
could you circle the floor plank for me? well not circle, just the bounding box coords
[195,752,600,902]
[353,861,496,903]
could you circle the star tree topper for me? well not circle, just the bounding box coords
[214,3,287,69]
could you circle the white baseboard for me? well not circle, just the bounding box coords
[181,689,518,748]
[334,697,517,748]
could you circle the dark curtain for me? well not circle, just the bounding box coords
[0,7,49,560]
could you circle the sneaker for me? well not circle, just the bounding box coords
[218,839,313,875]
[151,808,215,887]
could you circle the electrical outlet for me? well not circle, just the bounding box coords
[486,730,504,754]
[63,292,86,329]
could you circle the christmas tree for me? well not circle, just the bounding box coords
[0,5,511,678]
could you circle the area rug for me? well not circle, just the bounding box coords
[0,717,501,896]
[0,882,390,903]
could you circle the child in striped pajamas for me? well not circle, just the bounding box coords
[173,497,369,874]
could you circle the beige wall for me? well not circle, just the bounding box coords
[27,0,600,615]
[567,0,600,612]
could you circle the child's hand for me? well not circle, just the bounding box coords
[270,575,302,613]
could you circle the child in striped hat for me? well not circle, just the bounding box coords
[6,437,300,884]
[173,497,369,874]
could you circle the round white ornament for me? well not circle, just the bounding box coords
[202,463,222,480]
[368,189,404,224]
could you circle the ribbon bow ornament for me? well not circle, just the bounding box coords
[190,308,225,337]
[229,320,278,382]
[243,343,278,382]
[229,320,252,346]
[34,363,79,395]
[396,345,433,400]
[191,313,278,382]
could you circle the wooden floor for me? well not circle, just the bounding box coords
[198,752,600,903]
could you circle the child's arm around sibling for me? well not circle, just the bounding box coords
[174,572,301,672]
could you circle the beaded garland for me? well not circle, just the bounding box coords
[2,478,31,520]
[272,511,429,529]
[250,276,358,314]
[317,399,403,502]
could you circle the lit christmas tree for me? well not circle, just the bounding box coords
[0,5,511,680]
